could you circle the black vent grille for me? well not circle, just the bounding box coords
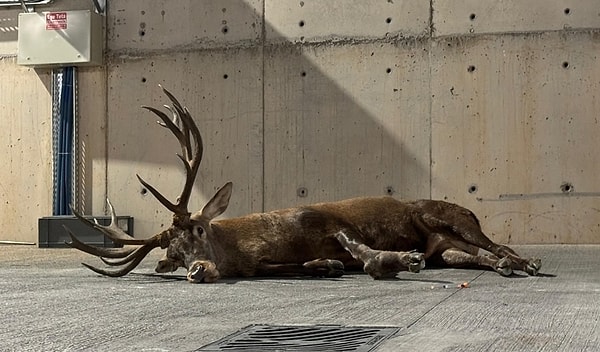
[197,324,399,351]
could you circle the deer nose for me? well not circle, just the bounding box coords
[187,261,220,283]
[187,263,206,282]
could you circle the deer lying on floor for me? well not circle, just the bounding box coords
[67,87,541,283]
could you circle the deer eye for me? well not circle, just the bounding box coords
[192,226,205,238]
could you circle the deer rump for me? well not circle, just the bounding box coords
[66,87,541,283]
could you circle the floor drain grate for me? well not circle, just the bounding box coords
[196,324,399,351]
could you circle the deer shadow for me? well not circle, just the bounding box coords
[126,269,556,285]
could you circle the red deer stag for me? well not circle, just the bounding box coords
[67,87,541,283]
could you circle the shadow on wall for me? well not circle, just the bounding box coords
[103,0,431,223]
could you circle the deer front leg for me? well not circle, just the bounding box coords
[334,231,425,279]
[256,260,345,278]
[303,259,345,277]
[154,254,183,273]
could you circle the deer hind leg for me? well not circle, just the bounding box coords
[439,248,514,276]
[460,237,541,276]
[484,243,541,276]
[432,214,542,276]
[334,230,425,279]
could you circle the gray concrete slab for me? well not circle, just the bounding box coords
[0,245,598,351]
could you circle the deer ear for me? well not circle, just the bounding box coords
[200,182,233,220]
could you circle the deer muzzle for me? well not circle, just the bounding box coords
[187,260,220,283]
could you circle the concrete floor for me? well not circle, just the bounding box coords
[0,245,598,351]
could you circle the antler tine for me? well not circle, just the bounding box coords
[175,105,203,211]
[81,245,156,277]
[68,229,154,267]
[65,228,136,258]
[163,104,193,160]
[163,104,180,127]
[139,86,203,216]
[136,174,180,214]
[100,246,152,266]
[159,85,195,159]
[70,201,150,246]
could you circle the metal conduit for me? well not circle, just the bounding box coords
[52,66,76,215]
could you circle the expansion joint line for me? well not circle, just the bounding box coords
[260,0,266,212]
[403,271,485,331]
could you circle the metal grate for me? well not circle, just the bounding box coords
[197,324,399,351]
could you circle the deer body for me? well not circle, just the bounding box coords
[67,87,541,283]
[208,196,420,277]
[158,186,539,282]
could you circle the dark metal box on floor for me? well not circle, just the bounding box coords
[38,216,134,248]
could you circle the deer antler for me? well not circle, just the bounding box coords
[65,199,168,277]
[138,85,203,217]
[66,86,203,277]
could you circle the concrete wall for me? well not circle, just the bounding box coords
[0,0,599,244]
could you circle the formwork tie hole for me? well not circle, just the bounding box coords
[560,182,574,193]
[297,187,308,197]
[468,184,478,194]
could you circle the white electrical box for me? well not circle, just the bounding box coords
[17,10,103,67]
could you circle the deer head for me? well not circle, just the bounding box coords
[67,86,231,283]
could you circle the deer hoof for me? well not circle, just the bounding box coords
[326,259,345,277]
[408,252,426,273]
[304,259,345,278]
[496,256,513,277]
[525,258,542,276]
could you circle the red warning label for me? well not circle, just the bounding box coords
[46,12,67,30]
